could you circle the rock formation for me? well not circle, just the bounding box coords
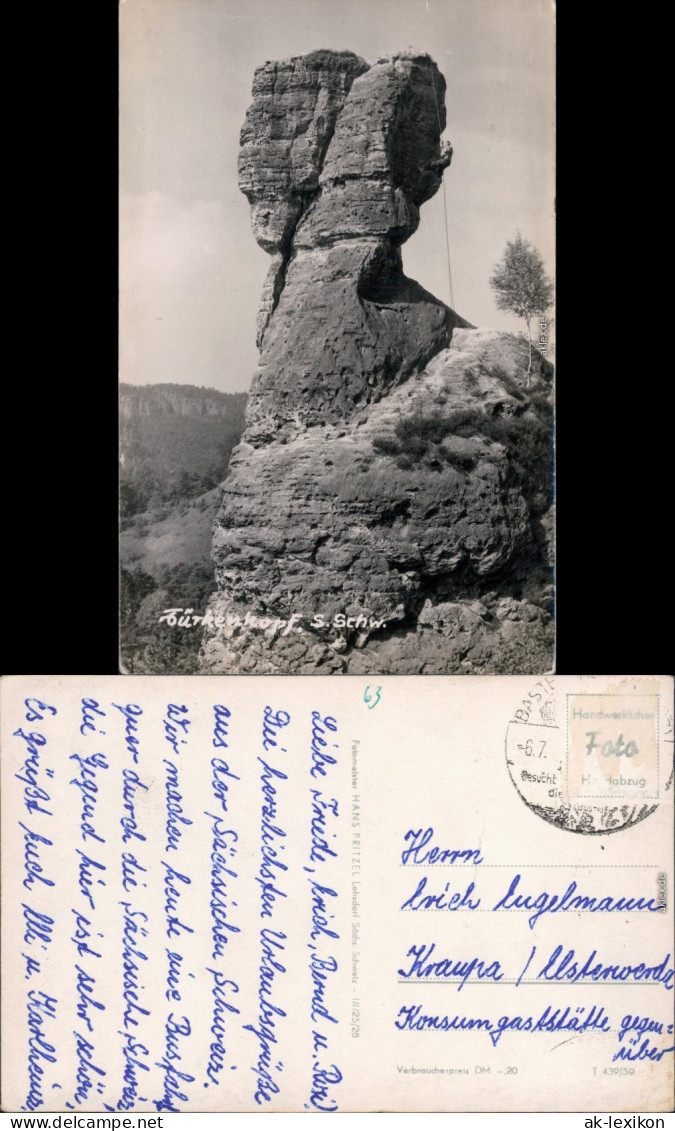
[201,49,553,674]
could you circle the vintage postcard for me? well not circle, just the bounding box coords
[120,0,555,675]
[2,674,672,1113]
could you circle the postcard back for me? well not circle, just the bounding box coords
[1,674,672,1112]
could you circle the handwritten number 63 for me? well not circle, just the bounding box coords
[364,685,382,710]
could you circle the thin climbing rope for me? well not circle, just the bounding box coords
[430,76,455,311]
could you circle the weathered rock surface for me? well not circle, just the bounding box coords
[201,50,553,674]
[239,49,467,439]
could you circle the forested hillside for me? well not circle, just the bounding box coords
[120,384,247,672]
[120,384,247,517]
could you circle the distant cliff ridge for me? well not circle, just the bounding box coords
[201,50,553,675]
[120,383,247,516]
[120,383,242,419]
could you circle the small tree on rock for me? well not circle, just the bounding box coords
[490,234,553,385]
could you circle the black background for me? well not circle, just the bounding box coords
[4,7,672,678]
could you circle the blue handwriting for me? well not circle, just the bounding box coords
[401,827,484,867]
[69,752,109,845]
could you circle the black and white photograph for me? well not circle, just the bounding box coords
[3,9,675,1125]
[119,0,555,675]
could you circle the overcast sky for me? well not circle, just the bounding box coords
[120,0,555,393]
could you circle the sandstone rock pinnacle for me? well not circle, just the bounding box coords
[238,49,468,439]
[202,50,553,675]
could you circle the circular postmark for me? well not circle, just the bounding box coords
[505,677,672,834]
